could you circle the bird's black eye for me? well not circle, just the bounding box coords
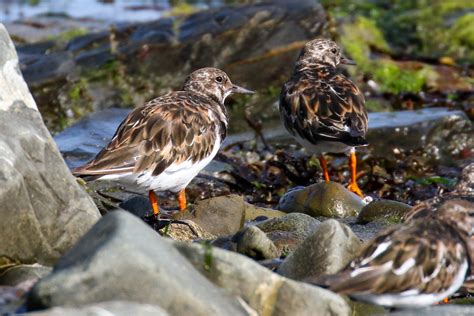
[215,76,223,83]
[331,48,337,54]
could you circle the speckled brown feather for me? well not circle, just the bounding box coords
[309,200,474,297]
[280,39,368,147]
[72,91,227,177]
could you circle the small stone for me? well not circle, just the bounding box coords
[164,220,216,242]
[119,195,151,218]
[0,264,51,286]
[278,220,363,280]
[244,204,286,221]
[278,182,365,218]
[192,194,246,236]
[256,213,320,238]
[233,226,279,260]
[357,199,412,224]
[255,213,321,255]
[265,231,301,257]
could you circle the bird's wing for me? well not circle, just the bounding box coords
[309,220,468,295]
[280,72,368,146]
[72,92,222,177]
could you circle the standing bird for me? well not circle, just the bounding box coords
[279,38,368,197]
[73,67,254,215]
[308,200,474,308]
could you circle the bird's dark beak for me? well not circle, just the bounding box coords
[231,84,255,95]
[340,56,356,65]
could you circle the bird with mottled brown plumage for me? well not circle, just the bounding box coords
[73,67,254,215]
[279,38,368,197]
[307,199,474,308]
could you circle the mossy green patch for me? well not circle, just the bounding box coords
[372,61,428,94]
[50,28,89,45]
[340,17,437,94]
[324,1,474,64]
[448,13,474,61]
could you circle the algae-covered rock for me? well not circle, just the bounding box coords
[357,199,412,224]
[278,182,365,218]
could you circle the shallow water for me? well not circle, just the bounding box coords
[0,0,225,23]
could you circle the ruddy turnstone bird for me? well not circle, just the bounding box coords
[279,38,368,197]
[73,67,254,215]
[308,200,474,308]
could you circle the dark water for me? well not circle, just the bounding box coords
[0,0,226,23]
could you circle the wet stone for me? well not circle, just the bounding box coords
[356,199,412,224]
[0,264,52,286]
[233,226,279,260]
[278,182,365,218]
[192,194,246,237]
[278,220,363,281]
[255,213,321,256]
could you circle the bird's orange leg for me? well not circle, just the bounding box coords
[319,155,330,182]
[148,190,160,215]
[347,150,364,198]
[178,190,187,213]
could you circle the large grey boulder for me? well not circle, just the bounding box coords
[27,211,253,315]
[0,24,100,266]
[174,240,350,316]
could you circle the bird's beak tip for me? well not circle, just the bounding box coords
[340,57,356,66]
[232,84,255,95]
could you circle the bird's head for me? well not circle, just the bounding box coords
[297,38,355,68]
[183,67,254,104]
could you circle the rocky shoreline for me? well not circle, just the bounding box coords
[1,1,474,315]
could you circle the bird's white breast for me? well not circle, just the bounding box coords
[98,134,222,194]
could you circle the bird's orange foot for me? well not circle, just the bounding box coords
[347,182,364,198]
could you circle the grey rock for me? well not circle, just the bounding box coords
[243,204,287,222]
[366,108,473,164]
[233,226,279,260]
[345,219,390,242]
[455,163,474,194]
[27,211,252,315]
[26,301,169,316]
[357,199,412,224]
[173,240,350,316]
[119,195,151,218]
[192,194,246,236]
[0,24,100,266]
[0,264,51,286]
[256,213,321,256]
[278,182,365,218]
[165,219,217,242]
[256,213,321,239]
[278,220,363,280]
